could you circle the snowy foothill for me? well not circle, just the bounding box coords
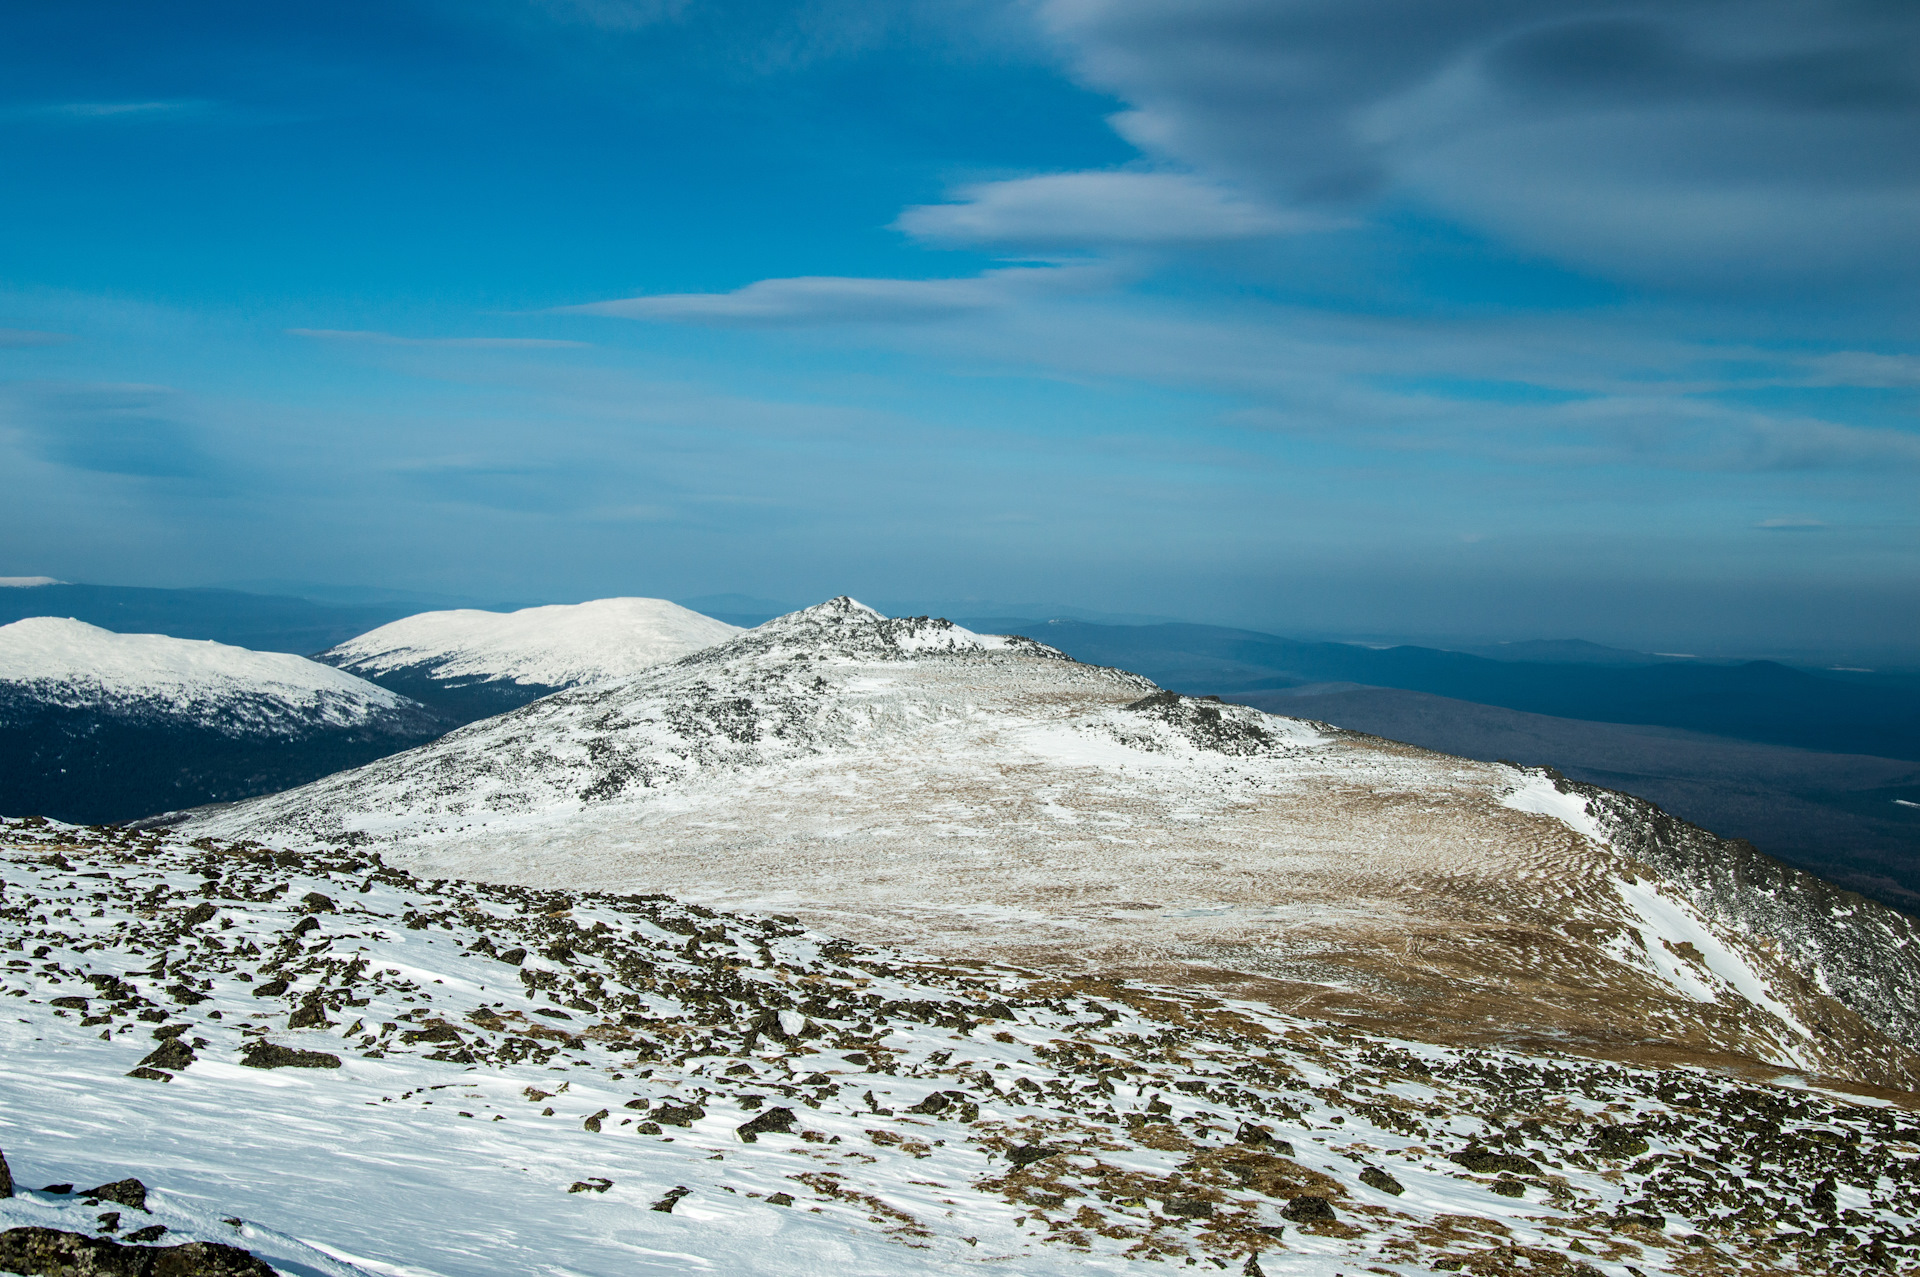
[320,597,741,689]
[0,617,420,735]
[5,817,1917,1277]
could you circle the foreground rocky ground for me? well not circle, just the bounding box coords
[4,815,1919,1276]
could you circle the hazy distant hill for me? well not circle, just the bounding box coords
[978,618,1920,762]
[0,582,413,654]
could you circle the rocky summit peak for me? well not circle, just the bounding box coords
[691,595,1066,667]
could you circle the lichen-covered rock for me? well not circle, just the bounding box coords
[238,1041,340,1070]
[0,1226,276,1276]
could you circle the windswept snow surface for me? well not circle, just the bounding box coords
[0,617,414,734]
[186,599,1920,1089]
[7,818,1920,1277]
[321,597,740,689]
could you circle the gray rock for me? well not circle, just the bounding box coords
[735,1107,797,1142]
[135,1039,195,1073]
[0,1146,11,1198]
[1280,1196,1335,1223]
[0,1225,277,1276]
[238,1041,340,1070]
[78,1180,147,1211]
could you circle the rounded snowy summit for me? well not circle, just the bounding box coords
[321,597,740,689]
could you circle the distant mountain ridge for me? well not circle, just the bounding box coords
[984,618,1920,761]
[317,598,740,723]
[0,617,444,823]
[179,597,1920,1091]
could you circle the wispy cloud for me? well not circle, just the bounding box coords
[560,264,1114,327]
[896,170,1329,249]
[288,329,591,349]
[24,100,210,120]
[1757,515,1827,530]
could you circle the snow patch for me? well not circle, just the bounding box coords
[0,575,61,587]
[1500,771,1608,845]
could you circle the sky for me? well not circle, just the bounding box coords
[1,0,1917,656]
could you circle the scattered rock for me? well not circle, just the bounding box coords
[568,1178,612,1194]
[1490,1178,1527,1198]
[650,1186,690,1213]
[290,917,319,938]
[299,892,335,914]
[50,996,89,1011]
[1280,1195,1335,1223]
[736,1107,797,1142]
[1163,1197,1214,1219]
[766,1192,793,1207]
[249,979,288,999]
[136,1038,195,1073]
[0,1146,11,1198]
[79,1180,147,1211]
[124,1226,167,1244]
[238,1041,340,1070]
[651,1103,705,1127]
[1592,1127,1650,1160]
[1007,1144,1063,1169]
[97,1213,120,1233]
[125,1069,173,1083]
[497,948,528,966]
[1359,1167,1404,1196]
[180,903,216,928]
[0,1225,277,1276]
[583,1109,609,1133]
[1450,1146,1541,1175]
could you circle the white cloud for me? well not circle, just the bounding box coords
[560,263,1112,326]
[895,170,1324,248]
[288,329,591,349]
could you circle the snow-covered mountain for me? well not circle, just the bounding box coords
[6,816,1917,1277]
[183,598,1920,1094]
[316,596,740,722]
[0,617,444,824]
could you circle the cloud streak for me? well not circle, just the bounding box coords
[289,329,591,349]
[561,263,1114,327]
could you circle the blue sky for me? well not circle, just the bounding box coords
[1,0,1917,654]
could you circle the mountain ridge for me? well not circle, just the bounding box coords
[177,598,1920,1092]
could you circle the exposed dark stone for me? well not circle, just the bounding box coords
[1450,1146,1540,1175]
[1006,1144,1063,1169]
[533,1008,572,1020]
[651,1103,705,1127]
[79,1180,147,1211]
[1164,1197,1214,1219]
[50,996,89,1011]
[399,1023,460,1044]
[299,892,336,913]
[766,1192,794,1206]
[1490,1179,1527,1198]
[1360,1166,1404,1195]
[583,1109,609,1133]
[650,1186,690,1212]
[1592,1126,1650,1159]
[290,917,319,937]
[180,903,216,928]
[125,1068,173,1083]
[0,1226,277,1276]
[568,1178,612,1194]
[96,1213,120,1233]
[1280,1195,1335,1223]
[43,1186,74,1196]
[136,1038,195,1072]
[497,948,528,966]
[250,979,288,999]
[735,1106,798,1142]
[164,985,206,1006]
[0,1145,12,1198]
[238,1040,341,1070]
[123,1227,167,1244]
[286,998,331,1030]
